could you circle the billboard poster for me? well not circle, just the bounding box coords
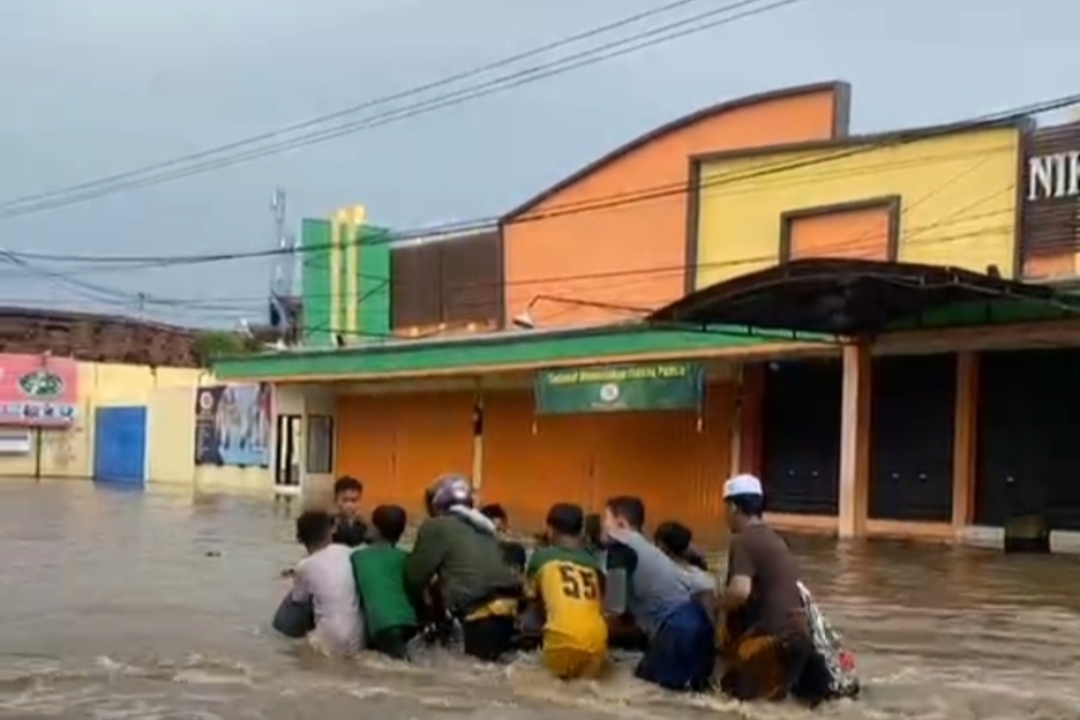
[0,353,79,427]
[193,383,271,467]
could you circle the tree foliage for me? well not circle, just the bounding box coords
[194,330,263,366]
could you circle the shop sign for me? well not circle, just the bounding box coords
[0,354,78,427]
[1027,150,1080,201]
[1021,123,1080,263]
[534,362,704,415]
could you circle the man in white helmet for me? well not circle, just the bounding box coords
[405,473,522,662]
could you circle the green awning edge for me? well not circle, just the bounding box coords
[211,323,831,381]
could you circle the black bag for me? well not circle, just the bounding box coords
[272,592,315,639]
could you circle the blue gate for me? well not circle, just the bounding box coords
[93,406,147,485]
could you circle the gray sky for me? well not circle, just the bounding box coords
[0,0,1077,328]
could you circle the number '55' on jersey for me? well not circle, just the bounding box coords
[526,546,608,652]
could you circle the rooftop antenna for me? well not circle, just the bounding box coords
[269,188,298,341]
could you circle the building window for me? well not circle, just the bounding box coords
[306,415,334,474]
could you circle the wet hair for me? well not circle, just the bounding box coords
[684,548,709,572]
[371,504,407,545]
[605,496,645,530]
[655,521,709,570]
[295,510,334,549]
[654,520,692,556]
[583,513,603,547]
[333,519,368,547]
[334,476,363,497]
[727,493,765,518]
[480,503,508,523]
[546,503,584,537]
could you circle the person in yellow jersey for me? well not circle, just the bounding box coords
[524,503,608,680]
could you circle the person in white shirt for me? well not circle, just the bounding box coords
[290,510,364,655]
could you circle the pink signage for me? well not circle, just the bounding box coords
[0,354,79,427]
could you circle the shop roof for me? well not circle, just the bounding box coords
[501,81,850,222]
[649,258,1062,336]
[211,322,827,382]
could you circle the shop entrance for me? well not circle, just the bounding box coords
[760,359,841,515]
[869,353,957,522]
[976,349,1080,531]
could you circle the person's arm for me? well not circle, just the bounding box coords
[404,521,448,596]
[719,537,753,611]
[521,552,547,629]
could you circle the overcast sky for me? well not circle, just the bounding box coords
[0,0,1077,327]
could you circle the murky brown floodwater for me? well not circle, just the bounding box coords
[1,480,1079,720]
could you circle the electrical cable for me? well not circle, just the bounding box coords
[0,0,805,219]
[3,91,1077,317]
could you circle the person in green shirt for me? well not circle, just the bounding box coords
[350,504,419,660]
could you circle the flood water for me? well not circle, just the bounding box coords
[1,480,1079,720]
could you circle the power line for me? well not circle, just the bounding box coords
[3,90,1075,315]
[2,130,1033,271]
[0,0,719,213]
[2,210,1021,316]
[0,0,808,220]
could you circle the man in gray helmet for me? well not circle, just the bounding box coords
[405,473,522,661]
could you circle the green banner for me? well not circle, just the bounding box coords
[534,362,704,415]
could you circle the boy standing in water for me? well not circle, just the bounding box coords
[290,510,363,656]
[332,476,368,547]
[525,503,608,680]
[350,505,419,660]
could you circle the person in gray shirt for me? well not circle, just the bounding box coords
[290,511,364,656]
[602,497,715,692]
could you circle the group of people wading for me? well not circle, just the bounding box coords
[274,473,858,705]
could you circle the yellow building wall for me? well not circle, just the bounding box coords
[0,361,273,495]
[694,127,1021,287]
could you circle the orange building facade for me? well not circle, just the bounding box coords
[215,82,1080,552]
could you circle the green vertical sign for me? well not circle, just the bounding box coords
[534,362,704,414]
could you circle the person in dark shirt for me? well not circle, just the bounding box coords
[717,474,812,702]
[479,503,527,574]
[332,476,368,547]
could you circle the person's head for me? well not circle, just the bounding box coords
[723,474,765,531]
[545,503,584,545]
[480,503,509,533]
[295,510,335,553]
[654,520,693,559]
[583,513,603,549]
[333,476,364,520]
[371,504,407,546]
[426,473,474,516]
[602,496,645,539]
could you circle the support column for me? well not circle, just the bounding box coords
[838,342,872,539]
[738,363,765,477]
[951,352,980,533]
[729,365,744,479]
[471,396,485,501]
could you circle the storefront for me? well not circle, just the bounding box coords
[214,325,820,543]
